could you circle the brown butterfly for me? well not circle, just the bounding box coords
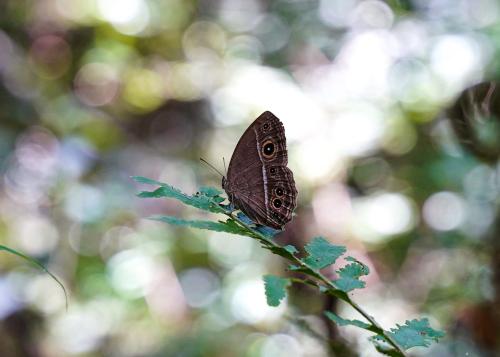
[222,111,298,230]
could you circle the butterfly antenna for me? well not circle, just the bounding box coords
[200,157,224,177]
[223,157,227,175]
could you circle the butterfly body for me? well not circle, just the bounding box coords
[222,111,297,230]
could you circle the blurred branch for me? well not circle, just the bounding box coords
[447,81,500,164]
[285,315,357,357]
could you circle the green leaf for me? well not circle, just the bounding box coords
[284,245,298,255]
[198,186,222,197]
[318,285,328,293]
[133,177,226,214]
[325,311,372,329]
[302,237,346,270]
[235,212,281,238]
[263,244,300,260]
[288,264,309,273]
[372,340,404,357]
[263,275,289,307]
[335,257,370,292]
[388,318,445,350]
[198,187,225,203]
[149,216,254,237]
[131,176,165,185]
[0,245,68,309]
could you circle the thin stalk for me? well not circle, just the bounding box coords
[226,210,408,357]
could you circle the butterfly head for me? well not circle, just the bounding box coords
[222,176,234,203]
[222,176,233,193]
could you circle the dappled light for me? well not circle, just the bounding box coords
[0,0,499,356]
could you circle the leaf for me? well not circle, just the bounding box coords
[198,186,222,197]
[325,311,372,329]
[288,264,309,273]
[335,257,370,292]
[198,187,225,203]
[264,245,296,259]
[149,216,254,237]
[263,275,289,307]
[0,245,68,309]
[131,176,165,185]
[372,340,405,357]
[263,244,299,259]
[255,225,281,238]
[235,212,280,238]
[318,285,328,293]
[133,177,225,214]
[302,237,346,270]
[388,318,445,350]
[284,245,298,255]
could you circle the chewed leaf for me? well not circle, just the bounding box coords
[263,275,290,307]
[335,257,370,292]
[133,176,225,214]
[302,237,346,270]
[325,311,372,329]
[388,318,445,350]
[149,216,254,237]
[0,245,68,309]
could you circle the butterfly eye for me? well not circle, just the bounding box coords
[262,140,275,158]
[275,188,284,197]
[273,198,282,208]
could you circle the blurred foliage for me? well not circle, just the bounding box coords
[0,0,499,356]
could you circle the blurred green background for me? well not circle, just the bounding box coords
[0,0,499,356]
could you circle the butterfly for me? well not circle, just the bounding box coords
[222,111,298,230]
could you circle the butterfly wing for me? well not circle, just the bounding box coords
[224,111,297,229]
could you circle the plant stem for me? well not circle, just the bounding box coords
[226,210,408,357]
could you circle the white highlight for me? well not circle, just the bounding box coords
[97,0,150,35]
[423,191,466,231]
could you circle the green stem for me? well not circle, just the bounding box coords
[226,210,407,357]
[0,245,68,310]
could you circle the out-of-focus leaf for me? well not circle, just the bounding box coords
[263,274,289,307]
[387,318,445,350]
[302,237,346,270]
[325,311,372,329]
[149,216,254,237]
[133,177,225,213]
[335,257,370,292]
[0,245,68,309]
